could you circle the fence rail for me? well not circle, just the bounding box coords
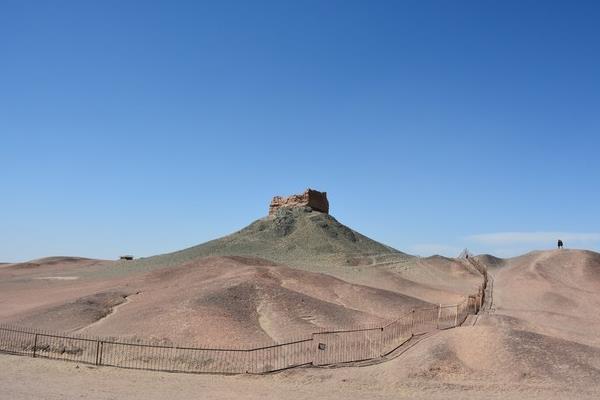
[0,253,488,375]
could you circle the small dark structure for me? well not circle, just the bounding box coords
[120,255,134,261]
[557,240,564,249]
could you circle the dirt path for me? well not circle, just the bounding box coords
[76,292,140,334]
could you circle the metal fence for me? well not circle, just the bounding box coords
[0,256,488,374]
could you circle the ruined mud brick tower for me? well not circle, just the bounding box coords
[269,188,329,216]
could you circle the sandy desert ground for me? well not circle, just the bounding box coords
[2,251,600,399]
[0,254,477,346]
[1,249,599,399]
[1,207,599,399]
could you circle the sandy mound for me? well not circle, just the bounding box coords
[317,255,482,305]
[0,247,480,347]
[0,257,121,321]
[265,250,599,393]
[370,322,600,386]
[1,249,599,398]
[0,256,435,347]
[73,256,430,346]
[361,249,600,387]
[474,254,506,270]
[390,256,481,302]
[3,257,107,270]
[493,249,600,347]
[15,290,132,331]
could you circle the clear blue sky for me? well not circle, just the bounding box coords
[2,1,600,262]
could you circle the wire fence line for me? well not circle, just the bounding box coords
[0,254,488,374]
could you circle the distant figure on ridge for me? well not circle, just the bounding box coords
[557,239,564,249]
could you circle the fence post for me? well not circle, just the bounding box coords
[436,304,441,329]
[480,288,484,311]
[97,341,104,366]
[311,333,317,367]
[454,304,459,326]
[32,333,38,358]
[95,340,101,365]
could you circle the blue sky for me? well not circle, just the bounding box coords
[2,1,600,262]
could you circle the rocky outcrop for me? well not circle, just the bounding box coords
[269,189,329,216]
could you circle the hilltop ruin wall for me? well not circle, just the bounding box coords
[269,189,329,216]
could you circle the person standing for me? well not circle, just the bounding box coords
[558,239,564,249]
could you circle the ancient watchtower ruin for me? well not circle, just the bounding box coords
[269,188,329,216]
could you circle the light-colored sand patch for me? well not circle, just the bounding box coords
[33,276,79,281]
[256,299,278,342]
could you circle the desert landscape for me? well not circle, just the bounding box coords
[4,2,599,398]
[1,190,600,399]
[0,192,482,348]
